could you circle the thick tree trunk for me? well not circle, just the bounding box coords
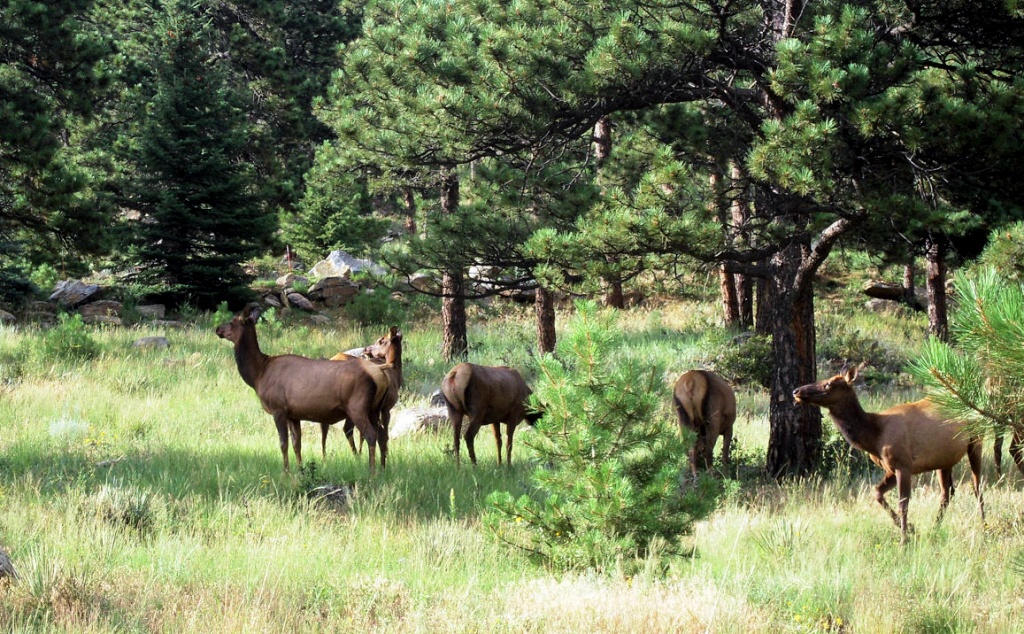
[535,285,556,354]
[903,260,915,305]
[765,242,823,479]
[926,238,949,341]
[593,116,624,309]
[720,266,740,326]
[440,172,468,361]
[602,258,625,309]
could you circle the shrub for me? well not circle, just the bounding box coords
[485,301,723,572]
[714,333,773,389]
[39,313,101,362]
[343,290,407,326]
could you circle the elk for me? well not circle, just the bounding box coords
[340,326,404,457]
[216,304,389,475]
[672,369,736,475]
[793,364,985,539]
[993,432,1024,478]
[441,362,542,467]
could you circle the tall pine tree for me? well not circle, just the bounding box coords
[122,2,275,309]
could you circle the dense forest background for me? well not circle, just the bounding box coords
[2,0,1023,478]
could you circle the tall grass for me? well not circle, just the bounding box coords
[1,295,1023,632]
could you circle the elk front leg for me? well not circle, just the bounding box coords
[936,467,954,524]
[874,471,900,527]
[896,469,912,540]
[274,414,290,472]
[492,422,503,466]
[288,419,303,468]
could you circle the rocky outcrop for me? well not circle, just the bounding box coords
[310,250,385,279]
[49,280,102,308]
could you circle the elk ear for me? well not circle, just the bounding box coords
[246,303,263,323]
[391,326,402,338]
[844,362,865,384]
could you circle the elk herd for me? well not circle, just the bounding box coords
[218,305,1004,540]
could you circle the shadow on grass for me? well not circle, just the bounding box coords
[0,431,535,523]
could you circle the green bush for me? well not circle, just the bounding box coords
[343,290,408,326]
[39,313,102,362]
[979,221,1024,282]
[485,301,723,572]
[714,333,773,389]
[818,328,905,374]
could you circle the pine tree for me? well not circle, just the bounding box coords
[486,301,722,571]
[123,2,275,309]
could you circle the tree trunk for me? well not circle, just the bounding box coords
[730,162,754,328]
[764,242,823,479]
[712,168,741,327]
[903,260,915,305]
[720,266,740,326]
[593,116,624,309]
[440,172,468,361]
[402,187,417,235]
[536,285,557,354]
[926,237,949,342]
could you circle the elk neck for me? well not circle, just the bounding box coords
[233,324,270,389]
[824,392,881,452]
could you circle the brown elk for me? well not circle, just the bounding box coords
[993,432,1024,478]
[672,370,736,475]
[216,304,389,475]
[793,364,985,539]
[441,362,542,467]
[340,326,404,457]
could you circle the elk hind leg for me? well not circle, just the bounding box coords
[968,439,986,522]
[288,419,303,468]
[936,467,954,525]
[274,414,290,472]
[492,422,503,466]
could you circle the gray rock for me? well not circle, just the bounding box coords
[81,314,122,326]
[136,304,166,319]
[308,276,360,307]
[133,336,170,349]
[308,314,332,326]
[80,300,123,319]
[50,280,103,308]
[0,309,15,325]
[286,292,316,312]
[389,405,449,437]
[0,546,16,581]
[276,273,309,289]
[262,293,282,308]
[310,250,385,279]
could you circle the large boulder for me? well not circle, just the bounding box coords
[308,277,360,307]
[310,250,385,279]
[79,300,123,319]
[389,405,449,437]
[49,280,102,308]
[285,292,316,312]
[136,304,166,320]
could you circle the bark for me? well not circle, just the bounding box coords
[926,237,949,341]
[440,172,468,361]
[402,187,417,235]
[593,115,612,166]
[730,162,754,328]
[712,168,741,327]
[535,285,557,354]
[764,241,823,478]
[903,260,915,305]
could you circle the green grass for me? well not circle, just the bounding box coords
[2,293,1024,632]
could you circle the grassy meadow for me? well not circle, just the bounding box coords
[2,275,1024,632]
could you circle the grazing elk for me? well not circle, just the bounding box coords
[216,304,389,475]
[993,431,1024,478]
[441,362,542,467]
[793,364,985,540]
[340,326,404,458]
[673,370,736,475]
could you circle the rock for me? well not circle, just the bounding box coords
[0,546,16,581]
[308,276,360,307]
[79,300,123,319]
[308,483,355,512]
[262,293,282,308]
[864,298,903,313]
[286,292,316,312]
[310,250,385,279]
[429,389,447,408]
[0,309,15,325]
[276,273,309,289]
[405,273,440,294]
[389,405,449,437]
[49,280,103,308]
[133,336,170,349]
[150,320,185,328]
[81,314,122,326]
[23,301,57,323]
[136,304,166,319]
[308,314,332,326]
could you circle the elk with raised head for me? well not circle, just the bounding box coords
[793,364,985,540]
[673,369,736,475]
[216,304,389,475]
[442,362,542,467]
[340,326,404,458]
